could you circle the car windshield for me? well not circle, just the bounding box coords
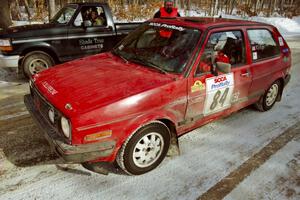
[50,5,77,24]
[113,22,201,74]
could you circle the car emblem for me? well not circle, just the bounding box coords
[65,103,73,110]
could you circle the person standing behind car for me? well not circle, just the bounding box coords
[154,0,180,18]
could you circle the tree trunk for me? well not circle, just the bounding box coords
[24,0,31,22]
[48,0,56,19]
[230,0,235,14]
[0,0,12,30]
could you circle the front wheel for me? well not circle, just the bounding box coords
[255,80,281,111]
[22,51,55,78]
[117,121,170,175]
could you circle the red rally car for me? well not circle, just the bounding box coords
[24,17,291,175]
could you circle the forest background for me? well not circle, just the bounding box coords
[0,0,299,30]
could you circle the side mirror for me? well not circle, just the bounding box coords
[83,20,92,28]
[216,62,231,74]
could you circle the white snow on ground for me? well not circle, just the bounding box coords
[225,136,300,200]
[0,43,300,199]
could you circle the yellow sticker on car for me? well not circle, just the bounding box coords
[191,80,205,93]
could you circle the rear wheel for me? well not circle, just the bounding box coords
[117,121,170,175]
[255,80,281,111]
[22,51,55,78]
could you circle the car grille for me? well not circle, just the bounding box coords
[31,86,50,121]
[29,84,71,144]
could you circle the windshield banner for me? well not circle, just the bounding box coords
[149,22,185,31]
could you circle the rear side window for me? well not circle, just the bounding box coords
[247,29,280,61]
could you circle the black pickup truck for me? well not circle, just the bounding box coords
[0,2,141,77]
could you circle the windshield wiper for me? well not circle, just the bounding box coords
[129,56,168,74]
[112,49,129,63]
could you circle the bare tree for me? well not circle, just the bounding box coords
[0,0,12,29]
[48,0,56,19]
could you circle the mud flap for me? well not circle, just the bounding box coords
[82,162,109,175]
[167,137,180,157]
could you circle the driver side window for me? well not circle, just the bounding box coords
[196,30,245,76]
[74,6,107,27]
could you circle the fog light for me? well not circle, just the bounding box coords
[48,108,55,123]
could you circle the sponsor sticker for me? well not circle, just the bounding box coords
[253,52,257,60]
[42,81,58,95]
[191,80,205,93]
[149,22,185,31]
[203,73,234,115]
[278,37,284,46]
[231,91,240,103]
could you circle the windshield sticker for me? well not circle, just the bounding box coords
[149,22,185,31]
[191,80,205,93]
[278,37,284,46]
[253,52,258,60]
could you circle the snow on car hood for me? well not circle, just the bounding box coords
[33,53,175,116]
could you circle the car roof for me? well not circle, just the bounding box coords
[151,17,272,30]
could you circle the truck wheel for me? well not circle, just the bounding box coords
[117,121,170,175]
[22,51,54,78]
[255,80,281,112]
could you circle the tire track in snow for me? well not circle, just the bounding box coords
[198,122,300,200]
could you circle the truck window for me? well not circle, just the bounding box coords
[196,30,245,76]
[75,6,107,27]
[50,5,77,24]
[247,29,280,61]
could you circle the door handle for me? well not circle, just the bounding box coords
[240,72,250,77]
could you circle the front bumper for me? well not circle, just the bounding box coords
[0,54,19,67]
[24,94,116,163]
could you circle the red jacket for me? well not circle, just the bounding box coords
[215,52,230,63]
[160,7,178,17]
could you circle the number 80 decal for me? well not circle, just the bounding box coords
[204,73,234,115]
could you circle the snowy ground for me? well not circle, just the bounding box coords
[0,39,300,200]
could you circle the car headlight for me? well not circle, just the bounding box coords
[0,39,11,46]
[48,108,55,124]
[0,39,12,52]
[61,116,71,138]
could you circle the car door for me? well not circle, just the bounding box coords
[246,28,281,96]
[66,5,116,60]
[185,28,252,127]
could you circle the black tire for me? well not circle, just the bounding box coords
[22,51,55,78]
[117,121,170,175]
[255,80,281,112]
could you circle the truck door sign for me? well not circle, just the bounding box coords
[203,73,234,116]
[79,38,104,51]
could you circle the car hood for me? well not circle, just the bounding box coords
[0,23,58,38]
[33,53,176,116]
